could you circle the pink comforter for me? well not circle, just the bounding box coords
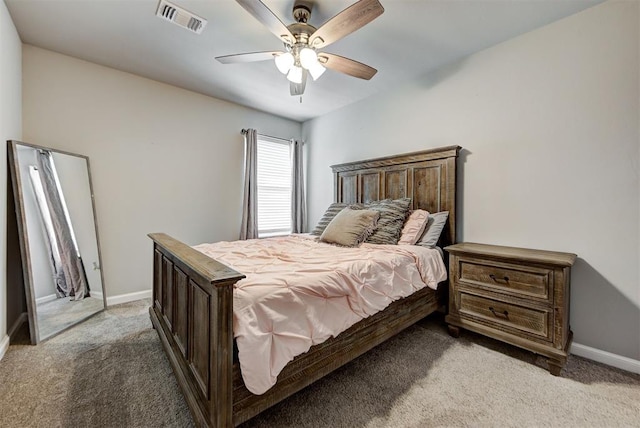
[194,234,447,395]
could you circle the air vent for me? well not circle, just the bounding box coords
[156,0,207,35]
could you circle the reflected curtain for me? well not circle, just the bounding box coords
[240,129,259,240]
[291,139,306,233]
[34,150,89,300]
[28,166,66,298]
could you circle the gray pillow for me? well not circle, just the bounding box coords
[319,207,379,247]
[353,198,412,245]
[311,202,348,236]
[416,211,449,248]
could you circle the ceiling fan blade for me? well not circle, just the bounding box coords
[290,70,308,96]
[216,51,283,64]
[319,53,377,80]
[309,0,384,49]
[236,0,295,45]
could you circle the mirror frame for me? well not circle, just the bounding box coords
[8,140,107,344]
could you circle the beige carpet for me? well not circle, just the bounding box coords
[0,299,638,427]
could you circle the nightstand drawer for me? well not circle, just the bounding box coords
[458,292,552,341]
[458,260,552,301]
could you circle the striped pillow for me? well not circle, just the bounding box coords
[310,202,348,236]
[354,198,412,245]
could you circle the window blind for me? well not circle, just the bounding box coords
[257,136,292,237]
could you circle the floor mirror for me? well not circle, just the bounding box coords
[8,140,106,344]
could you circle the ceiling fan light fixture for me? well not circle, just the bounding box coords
[308,61,326,80]
[287,65,303,84]
[225,0,385,96]
[299,47,318,69]
[275,52,294,74]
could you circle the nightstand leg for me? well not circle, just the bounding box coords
[447,325,460,338]
[547,359,563,376]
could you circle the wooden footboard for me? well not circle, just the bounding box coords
[150,233,442,427]
[149,233,244,427]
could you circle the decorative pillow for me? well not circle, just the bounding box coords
[354,198,412,245]
[319,207,379,247]
[398,209,430,245]
[417,211,449,248]
[311,202,348,236]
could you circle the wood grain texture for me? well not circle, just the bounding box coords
[360,172,381,202]
[190,281,210,400]
[446,242,577,267]
[320,52,377,80]
[445,242,576,375]
[150,145,460,427]
[333,146,460,247]
[384,169,407,201]
[215,51,282,64]
[149,233,245,287]
[331,145,460,172]
[151,237,243,427]
[458,292,551,340]
[174,267,189,358]
[458,259,552,302]
[154,250,163,311]
[236,0,294,44]
[311,0,384,49]
[163,257,174,329]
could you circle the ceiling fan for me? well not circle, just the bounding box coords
[216,0,384,96]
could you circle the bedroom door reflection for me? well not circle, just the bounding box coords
[8,140,106,344]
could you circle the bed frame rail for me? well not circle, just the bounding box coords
[149,233,245,427]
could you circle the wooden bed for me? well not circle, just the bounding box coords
[149,145,460,427]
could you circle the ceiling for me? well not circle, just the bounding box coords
[6,0,602,122]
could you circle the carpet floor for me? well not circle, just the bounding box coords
[0,299,638,427]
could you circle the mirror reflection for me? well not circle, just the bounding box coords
[9,141,106,343]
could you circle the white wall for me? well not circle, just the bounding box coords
[303,1,640,361]
[0,0,22,355]
[22,45,301,298]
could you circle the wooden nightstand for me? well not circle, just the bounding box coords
[444,242,576,375]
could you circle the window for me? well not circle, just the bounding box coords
[257,136,292,237]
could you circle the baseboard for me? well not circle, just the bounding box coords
[0,335,10,361]
[7,312,28,340]
[36,294,57,305]
[571,342,640,374]
[107,290,152,306]
[91,290,103,300]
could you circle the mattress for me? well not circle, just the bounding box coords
[194,234,447,395]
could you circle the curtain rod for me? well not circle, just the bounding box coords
[241,129,292,143]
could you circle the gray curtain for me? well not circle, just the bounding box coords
[36,150,89,300]
[240,129,259,240]
[291,139,306,233]
[28,166,66,298]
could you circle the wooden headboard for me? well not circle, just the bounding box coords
[331,145,461,247]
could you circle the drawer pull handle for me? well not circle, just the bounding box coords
[489,274,509,282]
[489,307,509,319]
